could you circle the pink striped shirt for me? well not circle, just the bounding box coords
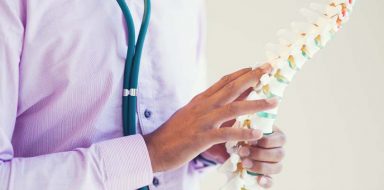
[0,0,209,189]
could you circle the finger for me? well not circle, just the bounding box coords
[247,126,282,146]
[201,144,229,164]
[206,98,278,126]
[208,63,272,106]
[242,159,283,175]
[257,128,286,149]
[200,68,252,98]
[211,87,252,118]
[210,127,263,144]
[257,175,273,189]
[244,146,285,163]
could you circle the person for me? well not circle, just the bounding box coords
[0,0,286,189]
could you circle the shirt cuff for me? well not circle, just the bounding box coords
[96,135,153,189]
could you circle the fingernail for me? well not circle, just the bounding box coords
[266,97,279,104]
[252,129,262,138]
[259,176,269,187]
[242,158,253,169]
[239,147,250,157]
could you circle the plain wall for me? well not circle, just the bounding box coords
[201,0,384,190]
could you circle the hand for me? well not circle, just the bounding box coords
[202,126,286,189]
[143,64,278,172]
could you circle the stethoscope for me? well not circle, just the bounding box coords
[116,0,151,189]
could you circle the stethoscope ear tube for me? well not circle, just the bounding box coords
[117,0,152,190]
[117,0,151,136]
[127,0,151,136]
[117,0,136,136]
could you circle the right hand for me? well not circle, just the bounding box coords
[143,64,278,172]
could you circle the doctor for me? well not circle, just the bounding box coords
[0,0,286,189]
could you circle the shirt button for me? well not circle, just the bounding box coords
[152,177,160,187]
[144,109,152,118]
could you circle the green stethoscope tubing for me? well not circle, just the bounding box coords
[116,0,151,189]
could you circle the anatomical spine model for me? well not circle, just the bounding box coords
[219,0,356,189]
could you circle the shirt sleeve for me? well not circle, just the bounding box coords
[0,136,154,190]
[0,1,153,189]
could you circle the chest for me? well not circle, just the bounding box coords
[17,0,203,114]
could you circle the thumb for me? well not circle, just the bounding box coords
[211,127,263,144]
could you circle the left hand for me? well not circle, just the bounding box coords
[201,125,286,189]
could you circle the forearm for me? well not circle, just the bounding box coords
[0,135,153,190]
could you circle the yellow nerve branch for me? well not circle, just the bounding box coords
[219,0,356,189]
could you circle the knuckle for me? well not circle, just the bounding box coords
[186,103,205,118]
[274,148,285,161]
[224,81,236,92]
[219,130,231,141]
[189,104,200,114]
[241,129,252,139]
[251,149,261,159]
[264,163,281,175]
[256,162,268,174]
[279,132,287,145]
[274,163,283,174]
[254,162,283,175]
[252,100,272,111]
[200,115,218,129]
[191,93,204,102]
[210,101,221,110]
[262,137,272,147]
[253,100,268,109]
[221,74,232,84]
[225,104,238,115]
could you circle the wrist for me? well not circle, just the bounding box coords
[143,133,164,173]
